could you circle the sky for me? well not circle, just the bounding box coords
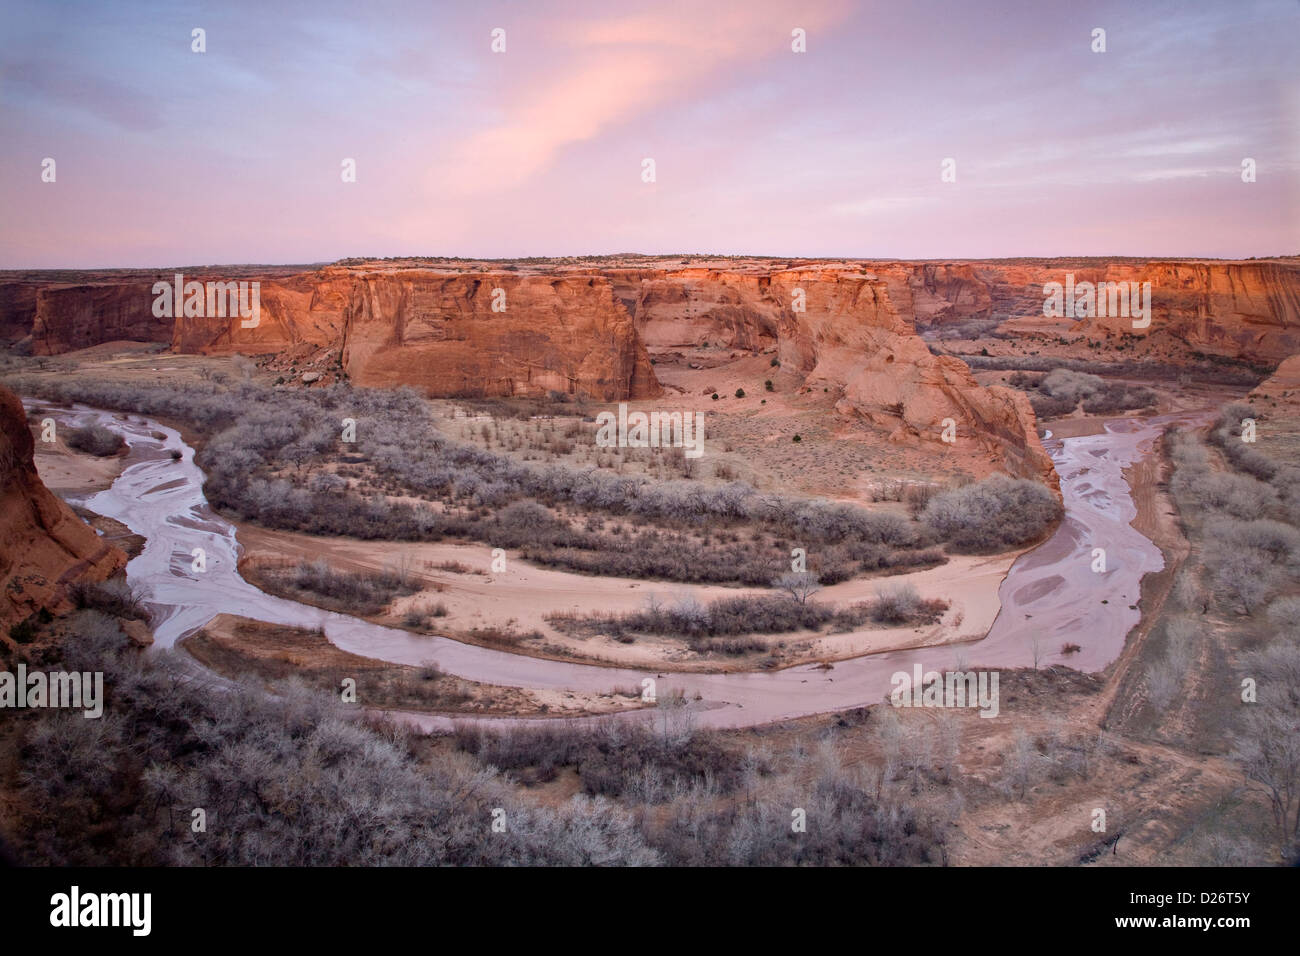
[1,0,1297,268]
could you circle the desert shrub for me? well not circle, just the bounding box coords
[1207,403,1281,482]
[772,571,823,604]
[1081,385,1156,414]
[497,498,556,530]
[904,483,936,517]
[1267,597,1300,641]
[1231,683,1300,854]
[65,423,124,456]
[7,604,660,866]
[68,578,149,621]
[1174,470,1278,521]
[282,559,413,614]
[1206,518,1300,567]
[921,475,1061,552]
[1041,368,1103,403]
[553,593,832,643]
[1020,369,1154,417]
[868,583,946,626]
[1211,550,1281,615]
[1028,392,1077,418]
[454,720,743,804]
[958,354,1267,386]
[5,376,937,587]
[1145,618,1199,709]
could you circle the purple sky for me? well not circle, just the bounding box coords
[2,0,1297,267]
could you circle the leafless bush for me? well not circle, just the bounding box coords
[283,559,414,614]
[68,579,149,622]
[11,610,659,866]
[65,423,124,456]
[1145,617,1199,709]
[550,593,831,645]
[921,475,1061,552]
[1210,549,1281,615]
[773,571,822,604]
[868,583,946,626]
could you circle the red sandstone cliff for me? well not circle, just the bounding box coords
[334,270,659,400]
[8,258,1297,368]
[1249,353,1300,408]
[6,256,1298,486]
[925,259,1300,364]
[621,266,1056,485]
[0,386,126,635]
[47,268,661,402]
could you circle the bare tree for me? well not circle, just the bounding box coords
[1234,705,1300,855]
[773,571,822,605]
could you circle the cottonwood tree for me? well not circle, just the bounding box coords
[1234,704,1300,856]
[773,571,822,604]
[1234,638,1300,857]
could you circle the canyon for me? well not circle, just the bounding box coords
[2,257,1296,486]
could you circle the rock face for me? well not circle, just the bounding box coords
[1248,353,1300,407]
[334,271,659,400]
[0,386,126,633]
[624,267,1056,486]
[1068,261,1300,362]
[0,282,40,345]
[918,259,1300,365]
[590,258,1300,365]
[18,268,660,402]
[7,256,1296,485]
[31,282,170,354]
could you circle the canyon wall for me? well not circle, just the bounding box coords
[621,266,1055,485]
[0,386,126,634]
[3,256,1296,486]
[335,271,659,400]
[948,260,1299,364]
[584,259,1300,365]
[14,269,660,401]
[1067,261,1300,362]
[7,259,1296,367]
[31,281,170,353]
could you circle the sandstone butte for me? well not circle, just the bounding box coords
[2,257,1297,488]
[0,385,126,640]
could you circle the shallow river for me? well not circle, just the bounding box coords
[30,399,1203,730]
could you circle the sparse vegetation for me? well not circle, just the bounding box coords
[65,423,124,456]
[6,608,655,865]
[3,377,983,588]
[867,583,946,626]
[259,559,416,615]
[921,474,1062,552]
[1009,368,1156,418]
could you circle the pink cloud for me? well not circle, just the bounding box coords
[434,0,850,194]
